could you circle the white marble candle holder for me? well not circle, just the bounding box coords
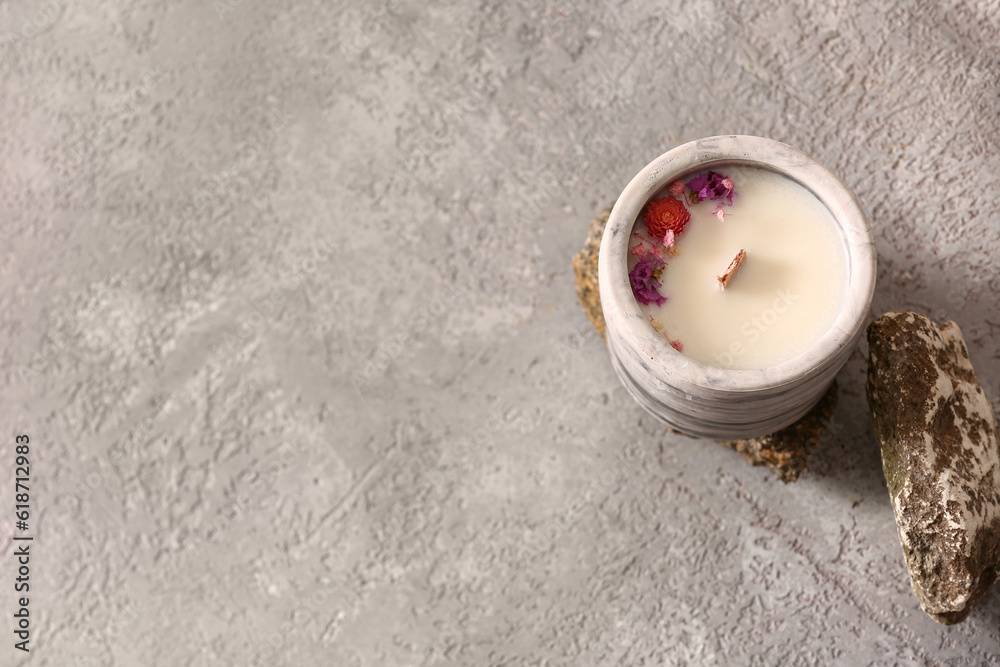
[598,136,877,439]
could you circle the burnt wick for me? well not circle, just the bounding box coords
[717,249,746,290]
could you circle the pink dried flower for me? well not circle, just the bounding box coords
[668,180,685,196]
[714,205,726,222]
[670,339,684,352]
[630,244,648,257]
[687,171,735,205]
[629,255,667,306]
[632,231,660,246]
[662,229,675,248]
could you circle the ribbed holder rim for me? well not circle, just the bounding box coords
[597,136,877,439]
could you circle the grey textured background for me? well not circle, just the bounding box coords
[2,0,1000,665]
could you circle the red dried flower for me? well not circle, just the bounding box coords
[643,196,690,237]
[670,339,684,352]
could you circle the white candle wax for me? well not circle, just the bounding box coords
[628,165,849,370]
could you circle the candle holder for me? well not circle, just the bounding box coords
[598,136,876,439]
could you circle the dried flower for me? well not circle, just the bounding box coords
[670,339,684,352]
[630,240,665,258]
[643,196,690,237]
[668,180,685,197]
[662,229,675,248]
[686,171,734,205]
[629,255,667,306]
[713,204,726,222]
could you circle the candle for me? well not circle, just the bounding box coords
[598,136,876,439]
[627,166,850,370]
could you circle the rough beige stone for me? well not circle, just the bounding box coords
[572,202,613,343]
[718,381,838,483]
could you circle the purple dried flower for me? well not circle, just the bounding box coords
[686,171,734,205]
[629,255,667,306]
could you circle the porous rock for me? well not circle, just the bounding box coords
[718,381,838,483]
[572,202,613,343]
[573,204,838,483]
[867,311,1000,624]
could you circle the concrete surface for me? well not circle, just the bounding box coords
[2,0,1000,665]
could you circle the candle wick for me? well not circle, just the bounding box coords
[717,249,747,290]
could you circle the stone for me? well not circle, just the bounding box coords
[572,202,613,343]
[718,381,838,483]
[573,204,839,483]
[866,311,1000,624]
